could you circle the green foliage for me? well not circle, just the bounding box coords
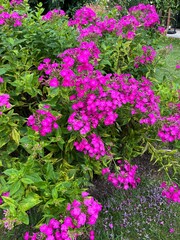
[0,0,179,236]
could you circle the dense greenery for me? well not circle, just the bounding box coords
[0,0,179,239]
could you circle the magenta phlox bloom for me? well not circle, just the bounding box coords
[68,7,96,27]
[158,113,180,142]
[129,3,159,28]
[10,0,23,5]
[0,93,11,113]
[24,192,102,239]
[42,9,65,21]
[38,58,60,87]
[74,133,106,160]
[134,45,156,68]
[0,10,26,27]
[102,160,140,190]
[116,15,140,39]
[161,182,180,203]
[27,106,59,136]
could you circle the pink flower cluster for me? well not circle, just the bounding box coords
[58,41,100,85]
[42,9,65,21]
[38,58,60,88]
[115,5,123,11]
[129,3,159,28]
[0,192,10,205]
[158,113,180,142]
[161,182,180,203]
[157,26,166,34]
[176,65,180,69]
[0,93,11,115]
[68,4,160,41]
[27,105,59,136]
[10,0,23,6]
[116,15,140,40]
[102,160,140,190]
[134,45,157,68]
[0,11,26,27]
[65,64,160,134]
[74,133,106,160]
[78,17,117,40]
[24,192,102,240]
[68,7,96,27]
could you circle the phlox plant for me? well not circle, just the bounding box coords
[0,0,179,239]
[24,192,102,240]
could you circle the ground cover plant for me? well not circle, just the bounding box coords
[0,0,180,239]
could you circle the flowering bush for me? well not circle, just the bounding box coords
[24,192,102,240]
[0,0,179,238]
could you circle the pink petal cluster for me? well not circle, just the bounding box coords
[42,9,65,21]
[27,106,59,136]
[0,11,26,27]
[158,113,180,142]
[68,7,96,27]
[102,160,140,190]
[10,0,23,6]
[24,192,102,240]
[38,58,60,88]
[157,26,166,34]
[134,45,157,68]
[74,133,106,160]
[58,41,100,86]
[176,65,180,69]
[116,15,140,40]
[58,43,161,138]
[115,5,123,11]
[68,4,160,41]
[161,182,180,203]
[0,93,11,115]
[129,3,159,28]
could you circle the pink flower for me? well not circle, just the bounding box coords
[49,78,59,87]
[0,77,4,83]
[115,5,122,11]
[169,228,175,233]
[81,191,89,198]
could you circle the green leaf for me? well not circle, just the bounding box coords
[17,211,29,225]
[3,168,19,176]
[21,178,35,184]
[0,67,10,75]
[52,188,58,199]
[1,197,17,207]
[11,128,20,145]
[19,192,42,212]
[10,181,22,196]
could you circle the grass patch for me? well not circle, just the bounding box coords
[92,157,180,240]
[155,37,180,85]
